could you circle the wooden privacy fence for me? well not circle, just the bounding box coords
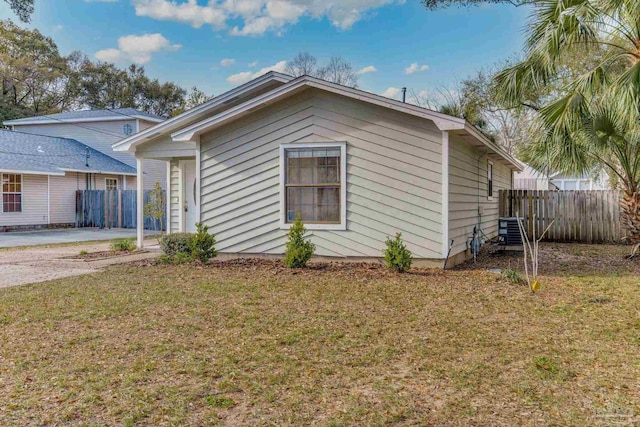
[75,190,166,230]
[499,190,626,243]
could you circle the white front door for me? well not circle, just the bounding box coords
[182,160,197,232]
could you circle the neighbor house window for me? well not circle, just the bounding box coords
[105,178,118,191]
[280,143,346,230]
[2,174,22,213]
[487,161,494,199]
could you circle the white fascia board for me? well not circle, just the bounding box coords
[112,72,293,152]
[7,115,163,126]
[59,168,137,176]
[0,168,65,176]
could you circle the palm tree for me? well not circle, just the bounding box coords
[494,0,640,254]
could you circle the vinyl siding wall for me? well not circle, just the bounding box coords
[169,159,180,232]
[0,174,48,227]
[199,89,444,259]
[448,134,512,256]
[12,120,166,190]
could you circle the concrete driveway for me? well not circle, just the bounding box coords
[0,228,159,248]
[0,237,160,288]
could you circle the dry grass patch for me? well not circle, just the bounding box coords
[0,248,639,425]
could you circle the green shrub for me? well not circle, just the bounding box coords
[173,252,193,265]
[383,233,412,273]
[501,269,526,285]
[159,233,194,256]
[190,222,217,263]
[157,254,173,264]
[284,213,315,268]
[111,238,136,252]
[79,250,88,255]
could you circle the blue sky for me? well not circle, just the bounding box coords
[0,0,529,100]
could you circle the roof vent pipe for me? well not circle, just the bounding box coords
[401,87,407,103]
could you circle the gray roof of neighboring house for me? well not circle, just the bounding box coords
[0,129,137,175]
[4,108,165,125]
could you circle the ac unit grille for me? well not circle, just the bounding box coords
[498,217,523,246]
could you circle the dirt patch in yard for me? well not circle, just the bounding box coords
[455,242,639,276]
[63,250,145,261]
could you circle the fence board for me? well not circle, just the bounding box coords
[76,190,166,231]
[499,190,626,243]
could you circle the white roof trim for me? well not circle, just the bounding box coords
[59,168,137,176]
[170,75,522,170]
[112,71,293,152]
[0,168,65,176]
[6,115,163,126]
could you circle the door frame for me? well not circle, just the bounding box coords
[178,159,198,232]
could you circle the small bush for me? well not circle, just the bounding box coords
[79,250,88,255]
[190,222,217,263]
[383,233,412,273]
[111,238,135,252]
[157,254,173,264]
[173,252,193,265]
[501,269,526,285]
[284,213,315,268]
[159,233,194,256]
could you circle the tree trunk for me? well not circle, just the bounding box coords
[620,189,640,254]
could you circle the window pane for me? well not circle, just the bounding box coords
[286,148,340,185]
[3,194,21,213]
[287,187,340,223]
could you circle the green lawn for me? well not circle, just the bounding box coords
[0,245,638,426]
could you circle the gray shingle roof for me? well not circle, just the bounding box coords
[4,108,165,125]
[0,129,136,175]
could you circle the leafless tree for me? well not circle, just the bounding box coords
[286,52,359,88]
[316,57,358,88]
[285,52,317,77]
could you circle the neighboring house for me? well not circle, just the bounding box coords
[0,129,136,230]
[4,108,166,190]
[114,72,521,266]
[514,163,609,190]
[514,164,554,190]
[550,171,610,190]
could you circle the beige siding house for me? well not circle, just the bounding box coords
[115,73,520,266]
[0,130,136,230]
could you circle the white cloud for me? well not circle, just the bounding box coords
[132,0,228,29]
[382,87,401,99]
[220,58,236,67]
[356,65,376,75]
[227,60,287,84]
[131,0,401,36]
[405,62,429,75]
[249,60,259,67]
[95,33,181,65]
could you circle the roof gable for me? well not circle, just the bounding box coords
[113,72,521,171]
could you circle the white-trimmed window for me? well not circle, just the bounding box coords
[105,178,118,191]
[487,161,494,200]
[280,142,347,230]
[2,174,22,213]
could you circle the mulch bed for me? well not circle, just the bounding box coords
[130,257,446,279]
